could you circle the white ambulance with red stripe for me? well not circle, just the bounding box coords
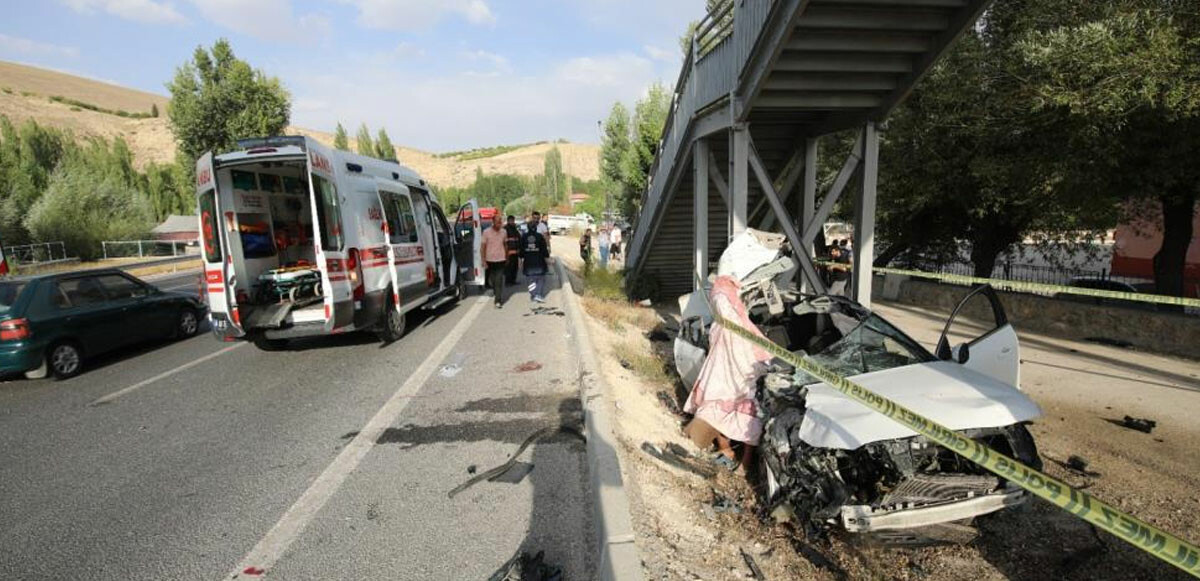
[195,136,483,349]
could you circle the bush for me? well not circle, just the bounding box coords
[584,268,625,301]
[25,154,155,260]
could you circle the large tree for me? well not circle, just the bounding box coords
[1019,0,1200,296]
[600,84,670,220]
[166,39,290,171]
[599,102,632,215]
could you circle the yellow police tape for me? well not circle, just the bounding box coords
[817,261,1200,308]
[709,311,1200,577]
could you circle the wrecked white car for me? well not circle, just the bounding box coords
[675,230,1043,544]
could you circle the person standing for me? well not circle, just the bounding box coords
[597,225,611,270]
[521,216,551,303]
[503,215,521,285]
[609,223,622,262]
[828,243,850,297]
[480,217,509,308]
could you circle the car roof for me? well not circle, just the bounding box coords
[4,268,131,283]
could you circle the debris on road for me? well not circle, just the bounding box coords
[438,363,462,378]
[488,549,562,581]
[513,360,543,373]
[1121,415,1157,433]
[1066,454,1091,473]
[241,566,265,576]
[740,547,766,580]
[448,426,585,498]
[467,464,477,474]
[525,306,565,317]
[639,441,717,478]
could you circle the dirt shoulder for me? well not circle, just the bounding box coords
[554,242,1198,580]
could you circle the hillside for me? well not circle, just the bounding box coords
[0,60,600,187]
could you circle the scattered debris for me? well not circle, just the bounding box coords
[340,431,359,440]
[639,441,717,479]
[1122,415,1157,433]
[438,363,462,378]
[1085,336,1134,348]
[488,550,562,581]
[242,566,265,576]
[1066,455,1089,473]
[711,489,743,514]
[646,328,672,342]
[740,547,766,580]
[637,299,652,307]
[467,464,477,474]
[514,361,543,373]
[448,425,586,498]
[525,306,565,317]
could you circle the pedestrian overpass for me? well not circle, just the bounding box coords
[625,0,990,307]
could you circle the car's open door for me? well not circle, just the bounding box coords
[195,152,242,339]
[935,285,1020,388]
[453,199,484,287]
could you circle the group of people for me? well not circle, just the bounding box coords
[578,223,623,271]
[480,212,551,309]
[825,238,854,296]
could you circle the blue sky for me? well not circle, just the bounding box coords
[1,0,699,151]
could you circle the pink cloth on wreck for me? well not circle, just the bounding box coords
[683,276,773,445]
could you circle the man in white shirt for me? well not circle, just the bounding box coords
[609,224,622,262]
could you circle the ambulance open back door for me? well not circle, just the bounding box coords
[196,152,243,340]
[454,199,485,287]
[306,147,355,333]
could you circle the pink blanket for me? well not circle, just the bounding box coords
[683,276,773,445]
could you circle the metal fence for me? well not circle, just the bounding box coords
[5,242,68,264]
[102,239,199,259]
[923,261,1153,290]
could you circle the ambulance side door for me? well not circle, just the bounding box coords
[380,188,427,308]
[453,199,484,286]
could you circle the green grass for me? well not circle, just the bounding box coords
[20,90,36,97]
[1,87,12,95]
[48,95,154,119]
[613,341,672,385]
[433,141,548,160]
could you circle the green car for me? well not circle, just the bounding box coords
[0,269,207,379]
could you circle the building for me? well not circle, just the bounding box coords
[569,192,590,208]
[152,215,199,242]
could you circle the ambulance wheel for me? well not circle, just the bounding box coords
[252,334,289,351]
[378,299,406,343]
[452,277,466,304]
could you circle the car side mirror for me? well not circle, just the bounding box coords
[953,342,970,364]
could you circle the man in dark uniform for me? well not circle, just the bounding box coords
[503,215,521,285]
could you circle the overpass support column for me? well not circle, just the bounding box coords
[853,122,879,308]
[800,137,818,292]
[693,140,709,290]
[730,124,749,240]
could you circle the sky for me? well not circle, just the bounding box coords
[0,0,700,151]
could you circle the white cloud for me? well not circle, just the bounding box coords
[0,33,80,58]
[189,0,328,42]
[339,0,496,31]
[393,42,426,60]
[287,51,662,152]
[61,0,186,24]
[644,44,676,63]
[463,49,510,71]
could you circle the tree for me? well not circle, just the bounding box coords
[356,123,375,157]
[150,103,159,118]
[0,117,71,244]
[375,128,395,160]
[679,0,731,57]
[1019,0,1200,297]
[541,146,566,202]
[333,122,349,150]
[166,39,290,171]
[620,83,670,219]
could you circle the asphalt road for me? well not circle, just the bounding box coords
[0,269,594,580]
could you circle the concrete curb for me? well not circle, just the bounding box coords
[556,260,644,581]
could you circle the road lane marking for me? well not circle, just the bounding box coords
[89,343,245,406]
[228,297,489,578]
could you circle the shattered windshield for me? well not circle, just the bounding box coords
[801,314,935,383]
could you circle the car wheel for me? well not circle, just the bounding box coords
[377,298,406,343]
[251,334,289,351]
[48,342,83,379]
[175,309,200,339]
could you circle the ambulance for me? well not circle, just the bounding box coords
[195,136,483,349]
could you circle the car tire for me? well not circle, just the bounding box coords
[377,297,406,343]
[47,341,83,380]
[24,358,48,380]
[251,334,289,351]
[174,308,200,339]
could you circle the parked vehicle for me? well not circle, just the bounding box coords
[0,269,206,379]
[675,230,1042,544]
[196,136,484,349]
[546,213,592,235]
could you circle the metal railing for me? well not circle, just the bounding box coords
[102,239,199,259]
[5,242,67,264]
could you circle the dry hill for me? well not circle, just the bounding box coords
[0,60,600,187]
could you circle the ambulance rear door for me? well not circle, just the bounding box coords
[306,147,354,331]
[196,152,242,339]
[453,199,484,287]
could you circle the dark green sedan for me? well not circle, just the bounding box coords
[0,269,207,379]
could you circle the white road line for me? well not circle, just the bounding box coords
[228,297,489,579]
[88,343,245,406]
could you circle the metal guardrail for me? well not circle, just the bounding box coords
[6,242,67,264]
[102,239,199,259]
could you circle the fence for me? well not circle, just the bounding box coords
[102,239,199,259]
[5,242,68,264]
[929,260,1153,290]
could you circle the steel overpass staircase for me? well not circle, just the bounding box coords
[625,0,990,303]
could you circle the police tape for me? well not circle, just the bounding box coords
[816,261,1200,308]
[708,310,1200,577]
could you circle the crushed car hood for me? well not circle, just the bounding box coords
[799,361,1043,449]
